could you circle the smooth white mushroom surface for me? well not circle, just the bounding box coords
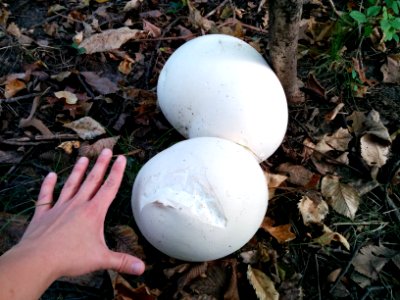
[157,34,288,162]
[131,137,268,261]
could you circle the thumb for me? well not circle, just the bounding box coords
[105,251,145,275]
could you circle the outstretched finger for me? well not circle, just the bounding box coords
[34,172,57,218]
[57,156,89,205]
[73,148,113,202]
[92,155,126,213]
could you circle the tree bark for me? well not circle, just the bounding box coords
[269,0,305,104]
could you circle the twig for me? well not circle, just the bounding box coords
[385,186,400,222]
[217,19,268,34]
[77,74,95,99]
[144,17,184,89]
[327,0,342,18]
[205,0,229,18]
[0,88,51,104]
[315,255,322,300]
[0,134,79,146]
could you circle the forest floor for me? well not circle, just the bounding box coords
[0,0,400,299]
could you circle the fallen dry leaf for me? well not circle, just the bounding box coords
[352,244,398,280]
[325,103,345,122]
[276,162,320,187]
[107,225,145,260]
[163,264,191,279]
[313,225,350,250]
[381,54,400,84]
[57,141,81,154]
[54,90,78,104]
[360,134,391,168]
[315,128,352,153]
[79,27,143,54]
[118,59,133,75]
[79,136,119,158]
[64,116,106,140]
[261,217,296,243]
[0,150,22,164]
[264,171,287,198]
[109,270,157,300]
[347,111,366,135]
[321,175,360,220]
[247,265,279,300]
[4,79,26,98]
[123,0,143,11]
[298,195,329,226]
[143,19,161,37]
[51,71,72,82]
[81,71,119,95]
[6,22,21,37]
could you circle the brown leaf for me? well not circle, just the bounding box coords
[54,90,78,104]
[324,103,345,122]
[261,217,296,243]
[381,54,400,84]
[118,59,133,75]
[19,117,53,136]
[107,225,145,260]
[78,136,119,158]
[247,265,279,300]
[57,141,81,155]
[123,0,143,12]
[352,244,397,280]
[4,79,26,98]
[81,71,118,95]
[143,19,161,38]
[347,111,366,135]
[79,27,144,54]
[224,260,239,300]
[109,270,158,300]
[0,212,28,255]
[315,128,352,153]
[0,150,22,164]
[352,57,377,86]
[163,264,191,279]
[64,116,106,140]
[306,73,326,99]
[321,175,360,220]
[360,134,391,168]
[264,171,287,198]
[276,163,320,187]
[313,225,350,250]
[188,1,215,31]
[298,195,329,226]
[6,22,21,37]
[177,262,209,292]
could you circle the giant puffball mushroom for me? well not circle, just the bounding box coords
[157,34,288,162]
[131,137,268,261]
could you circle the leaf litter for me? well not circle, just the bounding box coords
[0,0,400,299]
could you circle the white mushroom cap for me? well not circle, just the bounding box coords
[131,137,268,261]
[157,34,288,162]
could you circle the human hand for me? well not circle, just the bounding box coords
[17,148,145,279]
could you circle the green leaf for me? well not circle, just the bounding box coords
[393,33,400,42]
[367,6,381,17]
[389,17,400,29]
[350,11,368,23]
[380,19,392,31]
[364,24,374,36]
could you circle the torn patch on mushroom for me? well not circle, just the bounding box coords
[141,170,228,228]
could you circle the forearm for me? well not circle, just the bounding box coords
[0,243,59,300]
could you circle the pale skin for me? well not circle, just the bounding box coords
[0,148,145,300]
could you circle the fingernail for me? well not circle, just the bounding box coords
[116,155,125,163]
[131,261,144,274]
[47,172,57,179]
[77,157,87,164]
[101,148,111,156]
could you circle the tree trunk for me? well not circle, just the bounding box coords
[269,0,305,104]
